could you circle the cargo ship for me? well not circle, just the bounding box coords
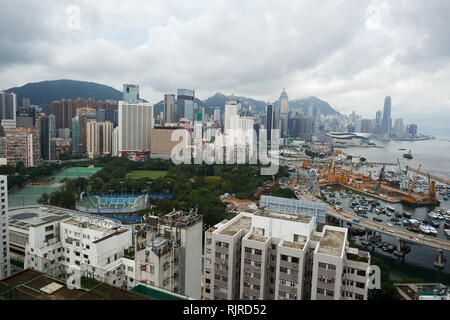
[403,150,413,159]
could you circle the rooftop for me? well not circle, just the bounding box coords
[248,234,268,242]
[254,208,313,224]
[219,216,252,236]
[282,240,306,250]
[0,269,152,300]
[317,229,346,257]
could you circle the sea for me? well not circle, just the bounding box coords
[342,137,450,283]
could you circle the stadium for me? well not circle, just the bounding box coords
[75,194,172,223]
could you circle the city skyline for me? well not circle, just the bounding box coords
[0,1,449,135]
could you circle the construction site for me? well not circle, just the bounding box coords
[291,154,449,207]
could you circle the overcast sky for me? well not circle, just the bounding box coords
[0,0,449,134]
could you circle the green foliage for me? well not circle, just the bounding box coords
[368,256,402,300]
[271,185,295,199]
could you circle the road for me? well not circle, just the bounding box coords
[297,188,450,252]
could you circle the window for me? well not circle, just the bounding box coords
[318,262,327,269]
[254,249,262,256]
[292,257,299,264]
[317,288,324,295]
[357,270,366,277]
[328,264,336,271]
[326,290,334,297]
[356,282,365,289]
[279,291,287,297]
[245,247,252,254]
[206,248,212,254]
[279,279,287,286]
[281,255,288,261]
[223,243,229,249]
[280,267,288,273]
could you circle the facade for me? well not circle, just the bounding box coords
[224,100,239,134]
[118,101,153,154]
[71,116,81,153]
[203,199,370,301]
[393,119,404,138]
[5,128,40,166]
[123,84,141,103]
[102,121,113,155]
[48,114,56,139]
[150,126,183,158]
[24,212,134,289]
[135,210,202,299]
[176,89,195,122]
[0,91,17,123]
[266,104,275,142]
[0,176,9,279]
[86,121,101,158]
[37,114,50,160]
[112,127,119,156]
[164,94,176,124]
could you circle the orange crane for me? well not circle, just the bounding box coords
[401,164,439,207]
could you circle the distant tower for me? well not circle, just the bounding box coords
[381,96,391,137]
[163,94,176,124]
[176,89,195,122]
[123,84,140,104]
[279,89,289,137]
[266,104,275,141]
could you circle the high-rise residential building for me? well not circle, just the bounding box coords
[37,114,50,160]
[176,89,195,122]
[135,210,202,299]
[77,108,97,153]
[203,196,371,301]
[381,96,391,137]
[25,212,133,289]
[279,89,289,137]
[164,94,176,124]
[123,84,141,104]
[0,91,17,123]
[0,176,9,279]
[118,101,153,154]
[102,121,113,155]
[112,127,119,157]
[86,121,101,159]
[214,107,221,126]
[5,128,40,166]
[266,104,275,142]
[224,100,239,134]
[48,114,56,139]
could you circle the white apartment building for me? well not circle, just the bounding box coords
[224,100,239,134]
[86,120,101,158]
[135,210,202,299]
[203,198,371,301]
[0,176,9,279]
[25,213,134,288]
[102,121,113,155]
[118,101,153,154]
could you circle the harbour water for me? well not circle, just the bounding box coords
[341,137,450,282]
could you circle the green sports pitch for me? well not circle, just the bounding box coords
[127,170,167,179]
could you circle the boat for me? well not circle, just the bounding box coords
[403,150,413,159]
[428,225,438,235]
[387,206,395,212]
[419,224,431,234]
[402,212,412,218]
[403,219,411,226]
[428,211,438,219]
[408,225,420,233]
[399,148,406,151]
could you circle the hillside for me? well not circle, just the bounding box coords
[6,79,122,106]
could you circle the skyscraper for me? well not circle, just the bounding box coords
[72,116,81,154]
[37,115,50,160]
[224,100,239,134]
[381,96,391,137]
[5,128,40,166]
[0,176,10,279]
[279,88,289,137]
[266,104,275,141]
[123,84,140,104]
[176,89,195,122]
[0,91,17,123]
[48,114,56,139]
[393,119,404,138]
[118,101,153,154]
[163,94,176,124]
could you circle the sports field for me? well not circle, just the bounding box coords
[127,170,167,180]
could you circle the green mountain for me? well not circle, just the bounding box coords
[6,79,122,107]
[289,96,339,116]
